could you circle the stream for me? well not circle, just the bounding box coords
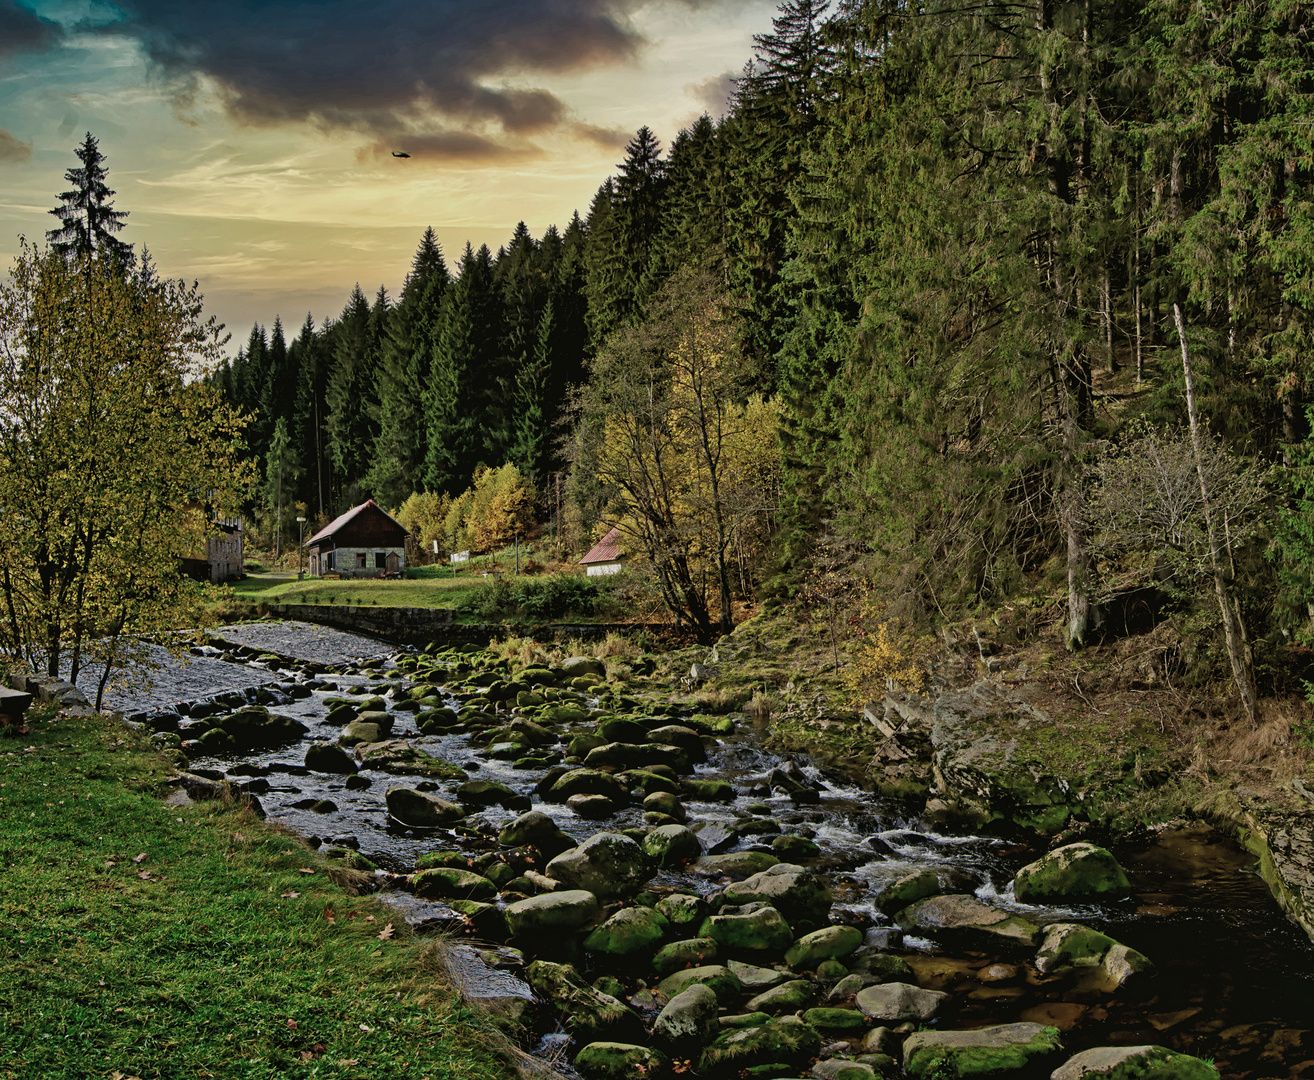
[112,624,1314,1078]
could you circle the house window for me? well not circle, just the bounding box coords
[375,552,387,569]
[356,553,367,569]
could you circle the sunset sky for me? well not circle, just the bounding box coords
[0,0,778,347]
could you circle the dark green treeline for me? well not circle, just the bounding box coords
[214,0,1314,640]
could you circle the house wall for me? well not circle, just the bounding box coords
[311,545,406,578]
[206,530,243,583]
[585,561,624,577]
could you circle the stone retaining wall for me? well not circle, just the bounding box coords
[264,603,674,648]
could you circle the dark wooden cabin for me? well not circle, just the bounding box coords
[303,500,407,578]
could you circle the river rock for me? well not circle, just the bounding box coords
[599,717,648,744]
[803,1007,868,1035]
[1033,923,1154,989]
[746,978,814,1014]
[786,925,864,970]
[653,937,719,976]
[643,790,687,822]
[216,706,310,750]
[574,1042,669,1080]
[855,982,948,1023]
[523,961,641,1043]
[656,892,708,929]
[653,982,720,1049]
[568,793,619,818]
[584,906,671,958]
[1013,843,1131,902]
[682,778,738,802]
[560,656,606,679]
[657,964,743,1006]
[723,863,834,922]
[304,742,358,774]
[648,725,708,763]
[546,832,652,898]
[692,851,780,879]
[457,779,531,811]
[701,905,794,954]
[643,824,702,866]
[355,739,465,779]
[385,786,465,827]
[547,768,630,804]
[812,1058,879,1079]
[1051,1044,1219,1080]
[410,867,497,901]
[497,809,575,856]
[876,869,941,916]
[505,889,600,938]
[585,741,692,773]
[727,958,793,992]
[699,1016,823,1073]
[901,1023,1064,1078]
[895,894,1040,951]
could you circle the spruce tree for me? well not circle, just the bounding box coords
[47,132,133,266]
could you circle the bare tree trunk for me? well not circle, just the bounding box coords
[1174,302,1257,725]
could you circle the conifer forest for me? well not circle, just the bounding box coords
[210,0,1314,683]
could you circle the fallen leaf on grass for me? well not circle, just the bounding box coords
[323,907,336,924]
[364,915,375,923]
[232,832,246,843]
[131,853,148,864]
[285,1019,298,1030]
[377,923,395,941]
[136,870,155,881]
[298,868,315,875]
[337,1061,359,1067]
[280,890,301,899]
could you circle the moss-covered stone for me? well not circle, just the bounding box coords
[575,1041,671,1080]
[583,906,671,958]
[1013,843,1131,902]
[902,1023,1064,1078]
[875,869,941,916]
[657,964,743,1006]
[356,740,466,780]
[409,867,497,901]
[784,925,863,970]
[653,937,720,976]
[698,1017,822,1073]
[504,889,601,939]
[692,851,780,879]
[1051,1045,1219,1080]
[700,906,794,954]
[745,979,814,1015]
[384,786,465,827]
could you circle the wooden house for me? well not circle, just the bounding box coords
[304,499,407,578]
[579,526,625,577]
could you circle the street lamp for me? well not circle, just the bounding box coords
[296,516,307,580]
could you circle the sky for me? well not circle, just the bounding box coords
[0,0,779,348]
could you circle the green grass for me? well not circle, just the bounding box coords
[224,573,486,611]
[0,709,512,1080]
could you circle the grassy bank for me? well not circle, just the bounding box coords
[224,568,486,611]
[0,709,512,1080]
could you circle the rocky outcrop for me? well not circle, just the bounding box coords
[1198,784,1314,944]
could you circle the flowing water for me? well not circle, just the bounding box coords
[128,629,1314,1078]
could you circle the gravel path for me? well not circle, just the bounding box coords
[212,621,394,666]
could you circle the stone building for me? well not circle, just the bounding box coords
[304,499,407,578]
[181,515,244,583]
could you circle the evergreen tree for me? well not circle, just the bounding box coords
[47,132,133,266]
[325,285,384,504]
[291,313,331,518]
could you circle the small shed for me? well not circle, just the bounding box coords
[579,526,625,577]
[304,499,408,578]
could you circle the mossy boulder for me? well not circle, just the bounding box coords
[1051,1045,1219,1080]
[355,740,466,780]
[1013,843,1131,903]
[653,982,720,1050]
[561,656,607,679]
[895,894,1040,952]
[700,906,794,954]
[575,1042,670,1080]
[505,889,600,939]
[682,778,738,802]
[384,786,465,827]
[456,779,531,811]
[722,864,833,922]
[692,851,780,879]
[876,869,941,916]
[698,1017,822,1074]
[745,978,813,1015]
[304,742,358,774]
[855,982,948,1024]
[584,906,671,958]
[218,707,309,750]
[653,937,719,976]
[785,925,864,970]
[643,824,703,867]
[585,741,692,773]
[497,809,575,856]
[803,1007,869,1033]
[523,961,641,1043]
[410,867,497,901]
[657,964,743,1007]
[599,717,649,744]
[546,831,652,899]
[902,1023,1064,1078]
[772,834,820,861]
[547,768,630,804]
[655,892,709,930]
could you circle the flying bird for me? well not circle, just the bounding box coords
[391,151,411,158]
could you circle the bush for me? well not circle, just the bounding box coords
[458,574,601,621]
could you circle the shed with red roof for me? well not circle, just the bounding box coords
[579,525,625,577]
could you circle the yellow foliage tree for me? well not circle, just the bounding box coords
[441,465,536,554]
[0,243,249,704]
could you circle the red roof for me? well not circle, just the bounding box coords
[579,525,624,565]
[304,499,404,547]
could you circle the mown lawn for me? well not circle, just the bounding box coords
[0,709,513,1080]
[227,572,486,611]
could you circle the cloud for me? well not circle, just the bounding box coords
[572,122,631,150]
[0,0,60,57]
[356,131,541,166]
[105,0,651,141]
[687,71,738,117]
[0,129,34,163]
